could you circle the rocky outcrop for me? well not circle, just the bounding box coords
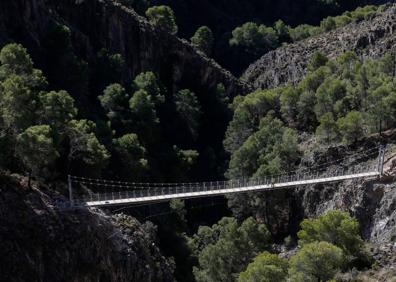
[0,173,175,282]
[243,4,396,89]
[294,135,396,245]
[0,0,250,98]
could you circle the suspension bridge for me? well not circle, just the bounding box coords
[60,146,386,209]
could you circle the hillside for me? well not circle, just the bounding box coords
[0,0,249,97]
[1,0,396,281]
[141,0,389,74]
[0,0,254,182]
[0,172,175,281]
[243,3,396,89]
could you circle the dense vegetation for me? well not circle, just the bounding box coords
[229,5,383,66]
[0,42,229,185]
[0,44,106,180]
[225,50,396,178]
[187,210,368,281]
[1,0,392,281]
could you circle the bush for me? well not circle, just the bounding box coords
[308,51,329,72]
[320,17,337,31]
[289,24,319,41]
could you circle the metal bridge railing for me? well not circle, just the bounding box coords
[54,144,386,209]
[56,162,381,209]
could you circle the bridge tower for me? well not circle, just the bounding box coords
[378,145,386,176]
[68,175,73,205]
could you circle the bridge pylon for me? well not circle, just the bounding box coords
[68,174,73,206]
[378,145,386,176]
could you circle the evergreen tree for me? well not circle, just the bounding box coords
[320,16,337,31]
[230,22,278,55]
[0,44,47,133]
[308,51,329,72]
[297,90,317,131]
[367,83,394,134]
[289,241,344,282]
[297,210,364,257]
[99,83,130,127]
[336,111,364,143]
[133,71,165,105]
[191,217,271,282]
[112,133,147,179]
[16,125,59,185]
[66,119,110,174]
[314,77,346,119]
[174,89,202,140]
[191,26,214,55]
[145,5,178,34]
[129,89,159,139]
[38,90,77,131]
[316,112,338,143]
[274,20,290,42]
[238,252,288,282]
[279,86,300,126]
[174,146,199,175]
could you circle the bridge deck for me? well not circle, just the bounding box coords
[82,171,379,208]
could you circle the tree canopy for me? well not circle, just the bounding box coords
[67,119,110,174]
[191,26,214,55]
[238,252,288,282]
[16,125,59,181]
[174,89,202,140]
[289,241,344,282]
[230,22,278,56]
[189,217,271,282]
[297,210,364,257]
[145,5,178,34]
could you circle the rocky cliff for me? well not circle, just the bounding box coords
[243,3,396,89]
[294,136,396,279]
[229,132,396,246]
[0,172,175,282]
[295,136,396,245]
[0,0,250,99]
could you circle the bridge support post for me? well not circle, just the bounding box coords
[68,175,73,207]
[378,145,386,176]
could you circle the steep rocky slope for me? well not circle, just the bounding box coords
[243,3,396,89]
[296,138,396,245]
[295,137,396,280]
[0,172,175,282]
[155,0,389,75]
[0,0,250,98]
[229,132,396,245]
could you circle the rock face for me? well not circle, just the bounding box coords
[0,173,175,282]
[294,135,396,245]
[243,4,396,89]
[0,0,250,98]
